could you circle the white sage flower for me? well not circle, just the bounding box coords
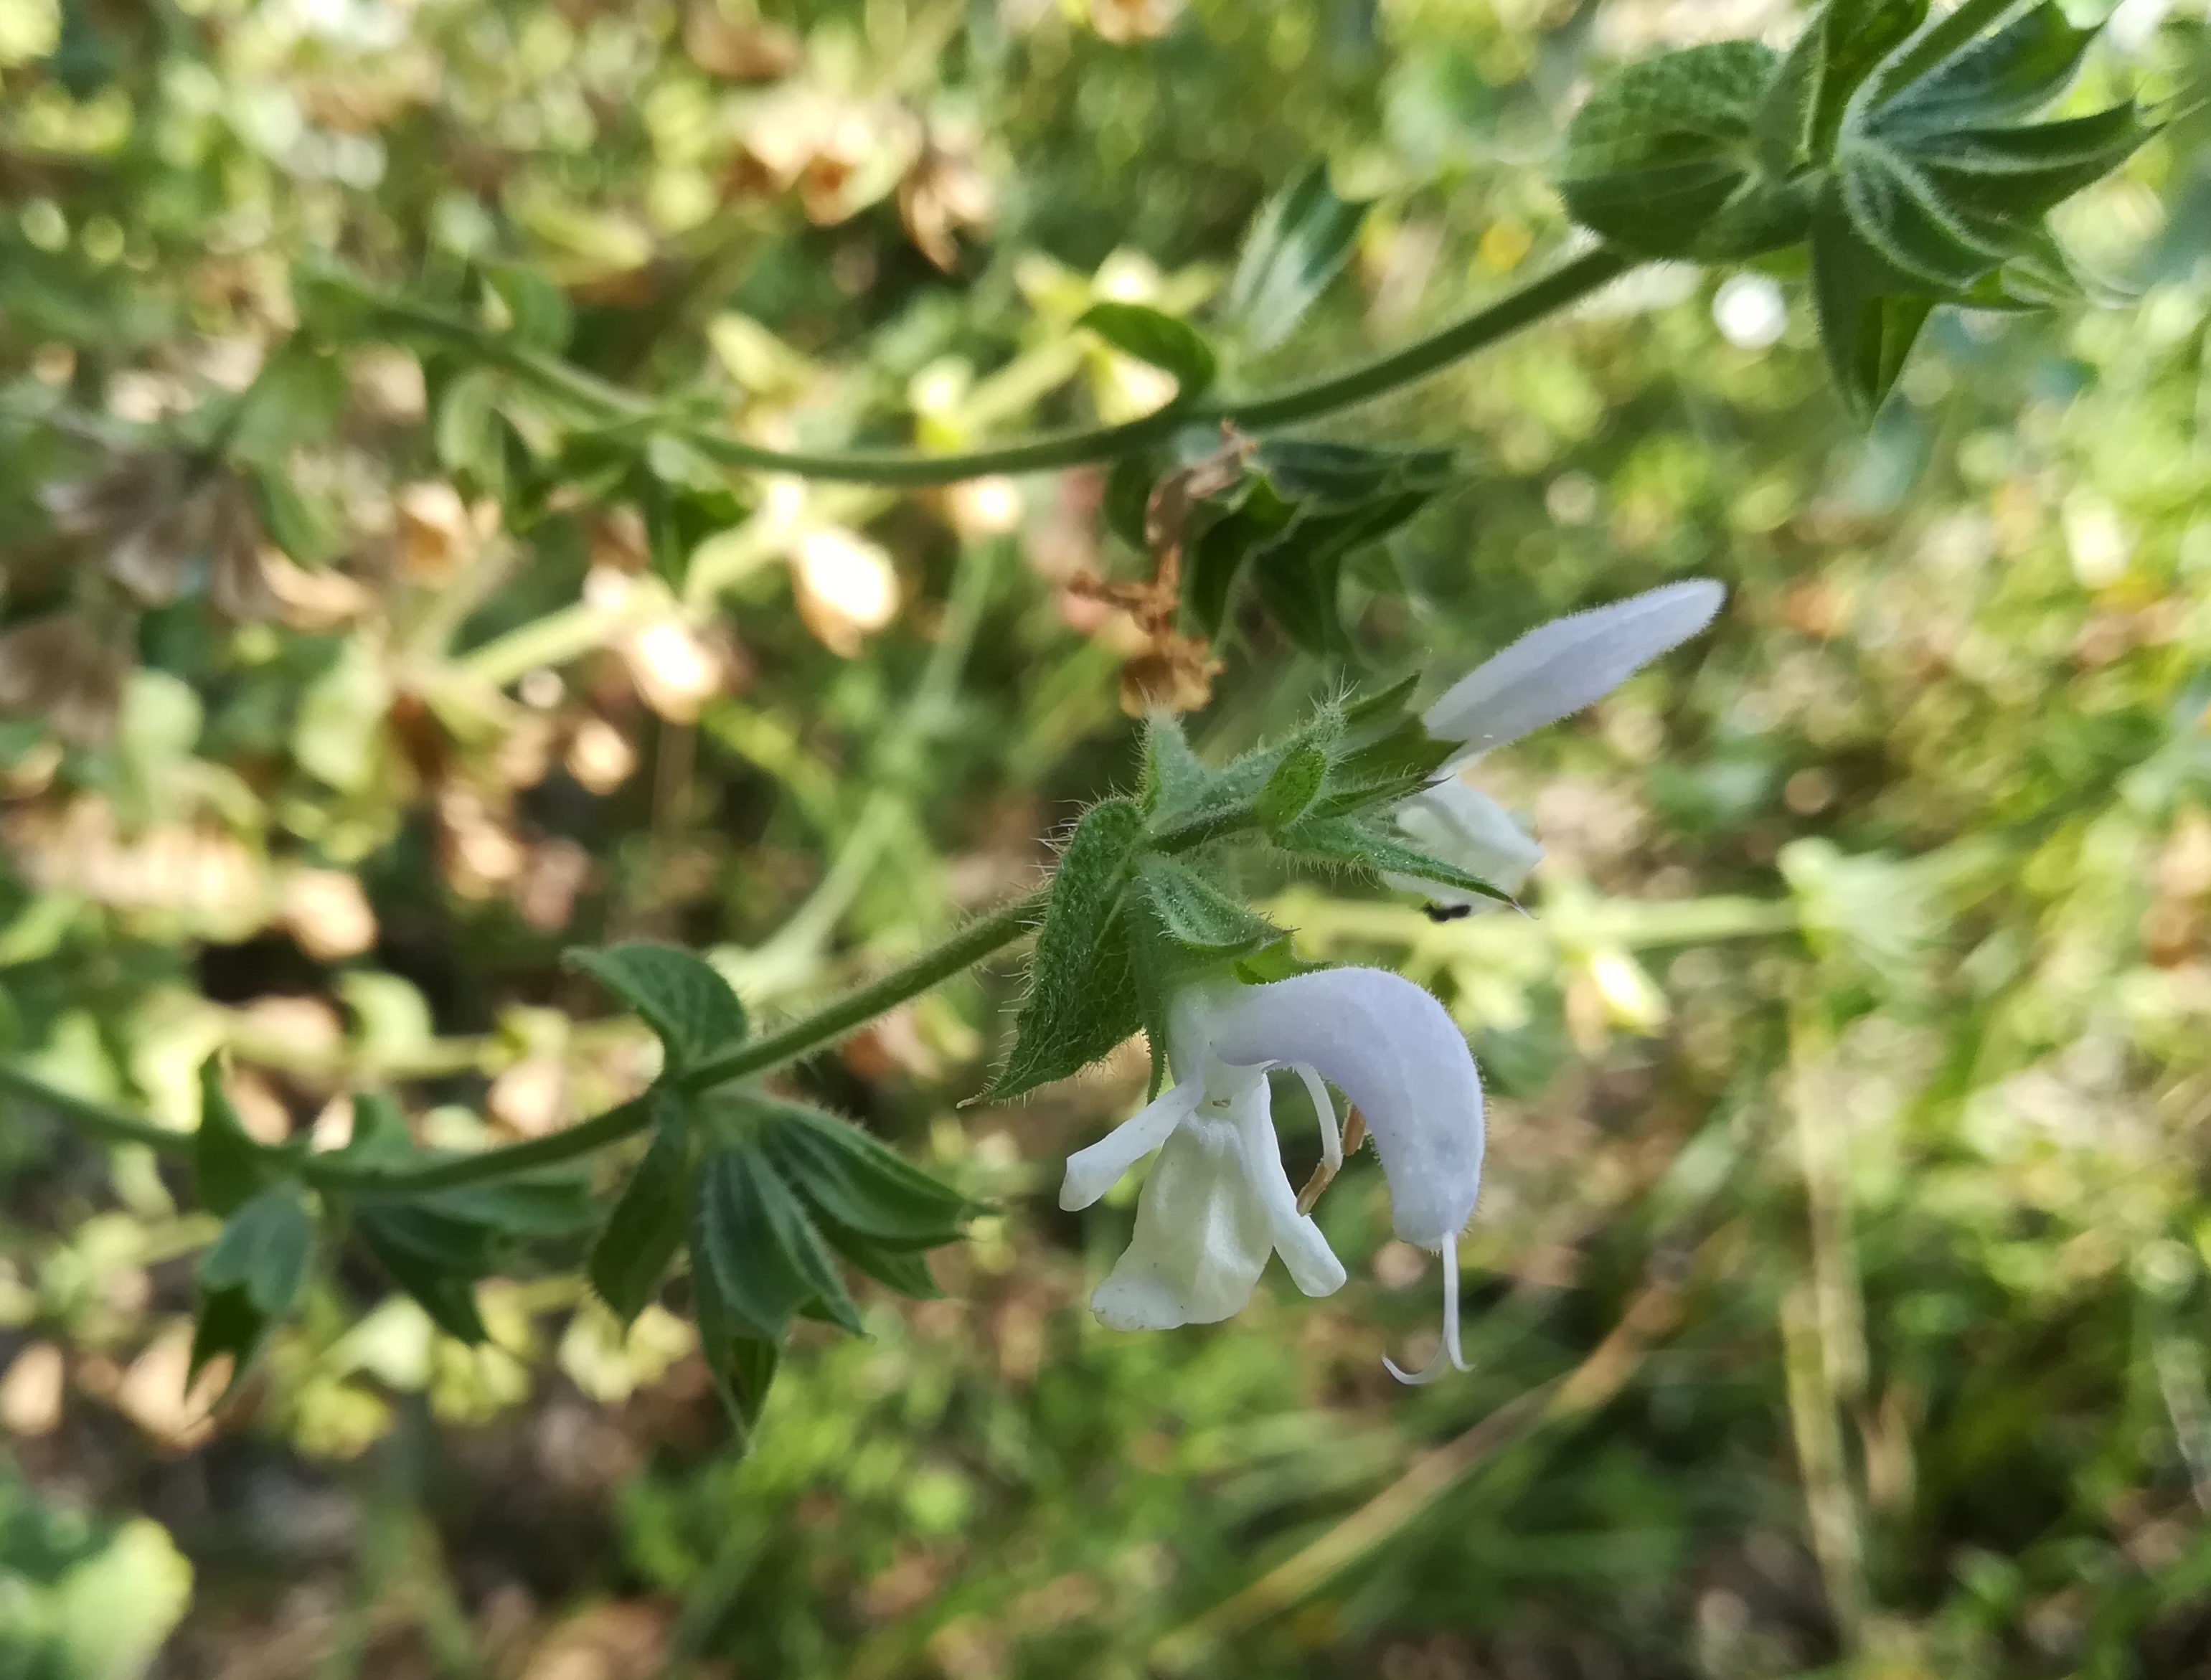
[1060,966,1484,1384]
[1397,580,1725,907]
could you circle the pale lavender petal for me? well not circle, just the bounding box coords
[1060,1080,1199,1211]
[1423,580,1725,758]
[1199,968,1484,1247]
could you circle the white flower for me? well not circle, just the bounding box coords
[1060,966,1484,1384]
[1397,580,1725,908]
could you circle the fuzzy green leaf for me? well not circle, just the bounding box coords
[757,1100,974,1249]
[1226,162,1371,352]
[1276,815,1513,904]
[1078,303,1217,398]
[1254,742,1328,832]
[194,1188,316,1382]
[991,799,1146,1098]
[1811,191,1937,425]
[587,1101,694,1325]
[567,942,748,1073]
[1872,3,2093,133]
[1557,42,1811,261]
[1142,714,1215,822]
[694,1148,861,1338]
[1134,856,1279,959]
[193,1056,266,1219]
[692,1262,781,1443]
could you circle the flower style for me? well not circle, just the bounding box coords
[1397,580,1726,907]
[1060,966,1484,1383]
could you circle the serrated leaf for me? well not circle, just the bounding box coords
[199,1188,316,1316]
[1254,742,1328,831]
[354,1213,489,1343]
[694,1148,860,1338]
[757,1100,973,1248]
[1811,191,1937,425]
[567,943,748,1072]
[1248,490,1431,657]
[692,1261,780,1441]
[819,1230,943,1299]
[1185,481,1292,638]
[1276,815,1512,904]
[1312,714,1456,818]
[194,1056,266,1219]
[1342,671,1423,729]
[1838,148,2009,290]
[1799,0,1930,160]
[1133,856,1278,957]
[1226,161,1371,352]
[991,800,1146,1098]
[1142,714,1215,821]
[1872,2,2092,134]
[1557,42,1811,262]
[1078,303,1217,398]
[1255,439,1456,506]
[588,1103,694,1324]
[690,1149,810,1341]
[1910,106,2151,220]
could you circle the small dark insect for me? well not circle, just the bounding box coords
[1423,902,1474,923]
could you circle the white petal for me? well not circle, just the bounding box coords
[1201,969,1484,1248]
[1421,580,1725,758]
[1090,1113,1274,1330]
[1390,778,1542,908]
[1232,1089,1347,1298]
[1060,1081,1199,1211]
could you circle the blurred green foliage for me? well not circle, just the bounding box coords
[3,0,2211,1676]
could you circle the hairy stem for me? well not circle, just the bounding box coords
[367,247,1634,488]
[3,889,1047,1195]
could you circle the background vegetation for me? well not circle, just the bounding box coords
[4,0,2210,1675]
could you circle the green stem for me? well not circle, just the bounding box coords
[369,248,1635,489]
[0,1062,181,1151]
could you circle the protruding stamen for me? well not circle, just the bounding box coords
[1294,1103,1367,1216]
[1384,1231,1469,1386]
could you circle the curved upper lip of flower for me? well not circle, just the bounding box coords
[1420,579,1725,765]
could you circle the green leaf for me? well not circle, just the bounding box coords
[1873,3,2093,133]
[1248,491,1431,657]
[482,261,574,354]
[756,1101,974,1248]
[1225,161,1370,352]
[1342,671,1423,729]
[1254,439,1456,506]
[1811,191,1937,425]
[692,1261,781,1441]
[1796,0,1930,160]
[1142,714,1215,821]
[1557,42,1812,262]
[435,367,506,490]
[227,346,348,465]
[1253,742,1327,831]
[694,1148,861,1338]
[193,1056,265,1219]
[1909,107,2152,220]
[1837,148,2008,291]
[1078,303,1217,399]
[1276,815,1512,904]
[588,1103,695,1325]
[567,943,748,1073]
[1133,856,1278,957]
[1103,453,1164,551]
[199,1188,316,1316]
[1184,481,1292,638]
[250,468,341,567]
[1313,714,1457,818]
[354,1209,490,1343]
[990,799,1146,1099]
[819,1230,943,1299]
[194,1187,316,1382]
